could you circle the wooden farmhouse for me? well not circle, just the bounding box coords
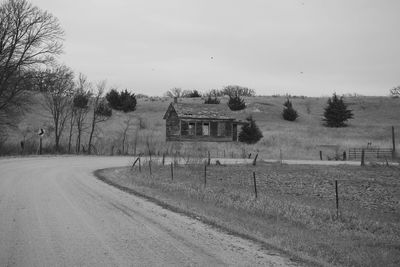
[163,100,244,142]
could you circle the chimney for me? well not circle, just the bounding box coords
[173,97,178,103]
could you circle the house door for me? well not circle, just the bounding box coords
[232,124,238,141]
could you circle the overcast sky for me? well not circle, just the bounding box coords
[31,0,400,96]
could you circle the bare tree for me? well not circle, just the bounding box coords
[87,81,112,155]
[40,65,74,152]
[0,0,64,127]
[74,74,91,153]
[165,87,182,98]
[120,117,132,155]
[390,86,400,98]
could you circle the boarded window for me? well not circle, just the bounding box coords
[202,123,210,136]
[210,122,218,136]
[181,120,188,136]
[218,122,226,136]
[225,122,232,136]
[196,122,202,136]
[188,122,195,135]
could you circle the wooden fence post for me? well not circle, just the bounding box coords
[335,180,339,219]
[252,154,258,166]
[170,162,173,180]
[207,151,211,166]
[139,157,141,172]
[149,160,152,175]
[204,164,207,187]
[162,153,165,166]
[39,137,42,155]
[361,149,365,166]
[392,126,396,158]
[319,151,322,160]
[253,172,258,198]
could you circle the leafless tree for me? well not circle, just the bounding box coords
[165,87,182,98]
[74,74,91,153]
[120,117,132,155]
[390,86,400,98]
[87,81,112,155]
[40,65,74,152]
[0,0,64,127]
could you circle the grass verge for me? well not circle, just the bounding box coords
[95,162,400,267]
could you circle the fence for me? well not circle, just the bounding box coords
[348,147,393,160]
[128,159,399,222]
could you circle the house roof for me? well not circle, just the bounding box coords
[164,102,236,120]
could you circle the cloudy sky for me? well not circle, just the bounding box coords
[31,0,400,96]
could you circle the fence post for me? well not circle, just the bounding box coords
[139,157,141,172]
[162,153,165,166]
[319,151,322,160]
[343,151,346,161]
[149,160,152,175]
[279,149,283,164]
[39,137,42,155]
[207,151,211,166]
[335,180,339,219]
[170,162,173,180]
[253,172,258,198]
[361,149,365,166]
[252,154,258,166]
[392,126,396,158]
[204,164,207,187]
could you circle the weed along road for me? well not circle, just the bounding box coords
[0,156,299,267]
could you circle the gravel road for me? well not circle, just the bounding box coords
[0,156,299,267]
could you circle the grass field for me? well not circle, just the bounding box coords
[99,161,400,267]
[1,95,400,160]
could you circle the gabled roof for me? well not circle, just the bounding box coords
[163,102,235,120]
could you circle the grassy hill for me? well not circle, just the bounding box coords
[2,95,399,160]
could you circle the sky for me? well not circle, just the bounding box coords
[30,0,400,96]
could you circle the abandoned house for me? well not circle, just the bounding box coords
[163,99,244,142]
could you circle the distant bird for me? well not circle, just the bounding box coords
[300,72,303,74]
[210,56,214,59]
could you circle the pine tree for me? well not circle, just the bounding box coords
[238,116,263,144]
[323,93,353,127]
[228,94,246,110]
[282,98,298,121]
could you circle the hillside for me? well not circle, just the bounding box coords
[2,95,399,160]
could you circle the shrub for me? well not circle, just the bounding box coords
[323,93,353,127]
[238,116,263,144]
[73,91,90,109]
[106,89,136,112]
[95,101,112,117]
[183,90,202,98]
[282,98,298,121]
[228,95,246,111]
[222,85,255,97]
[204,95,220,104]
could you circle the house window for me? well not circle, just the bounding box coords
[188,122,195,135]
[202,122,210,136]
[218,122,226,136]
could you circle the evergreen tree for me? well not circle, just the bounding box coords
[323,93,353,127]
[282,98,298,121]
[238,116,263,144]
[106,89,136,112]
[228,94,246,110]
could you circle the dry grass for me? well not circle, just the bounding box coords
[2,95,400,159]
[100,161,400,267]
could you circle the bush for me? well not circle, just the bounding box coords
[95,101,112,117]
[282,98,298,121]
[238,116,263,144]
[73,91,90,109]
[228,95,246,111]
[323,93,353,127]
[222,85,255,97]
[204,95,220,104]
[106,89,137,112]
[183,90,201,98]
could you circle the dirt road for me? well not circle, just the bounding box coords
[0,156,298,267]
